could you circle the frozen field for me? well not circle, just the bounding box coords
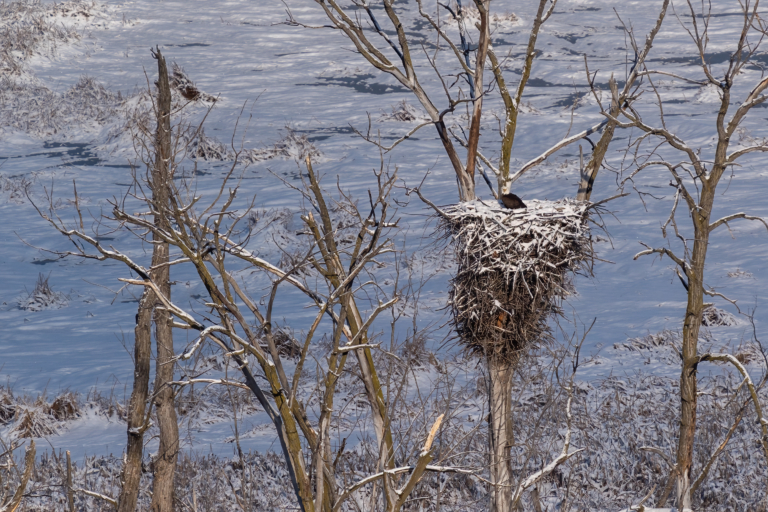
[1,0,767,468]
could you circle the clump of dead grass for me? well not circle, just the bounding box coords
[0,389,80,439]
[170,63,217,103]
[18,273,69,311]
[440,4,519,28]
[701,305,738,327]
[379,100,427,122]
[190,126,322,164]
[0,74,121,137]
[0,174,34,203]
[0,0,92,76]
[0,386,17,425]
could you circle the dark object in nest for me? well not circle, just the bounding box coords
[500,193,526,210]
[440,199,593,362]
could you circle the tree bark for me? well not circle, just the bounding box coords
[434,119,475,201]
[488,354,515,512]
[117,288,153,512]
[150,48,179,512]
[674,194,711,511]
[576,85,617,202]
[464,0,489,186]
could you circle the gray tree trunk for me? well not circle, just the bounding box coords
[674,195,710,511]
[488,355,515,512]
[150,49,179,512]
[116,288,153,512]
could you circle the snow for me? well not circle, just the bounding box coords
[0,0,767,479]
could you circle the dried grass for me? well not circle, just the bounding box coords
[3,392,78,439]
[0,1,117,137]
[440,4,519,27]
[0,387,124,444]
[18,273,69,311]
[439,199,593,361]
[190,126,321,164]
[49,392,79,421]
[0,387,16,425]
[1,346,765,510]
[13,405,59,438]
[0,74,121,138]
[379,100,427,122]
[0,174,33,203]
[170,63,217,103]
[701,305,739,327]
[0,0,92,76]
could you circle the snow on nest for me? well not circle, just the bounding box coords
[441,197,591,274]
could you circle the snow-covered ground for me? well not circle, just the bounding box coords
[1,0,767,473]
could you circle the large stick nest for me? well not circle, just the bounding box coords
[439,199,594,361]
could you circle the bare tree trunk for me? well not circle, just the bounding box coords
[675,200,710,511]
[117,288,153,512]
[464,0,490,187]
[575,0,670,201]
[150,48,179,512]
[576,90,617,202]
[434,119,475,201]
[66,450,75,512]
[488,354,515,512]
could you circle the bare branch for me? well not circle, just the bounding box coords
[637,70,708,85]
[699,352,768,464]
[727,145,768,162]
[633,243,687,272]
[352,119,432,153]
[509,119,609,185]
[708,212,768,234]
[342,297,398,347]
[169,379,250,391]
[73,488,117,508]
[392,414,445,508]
[511,390,582,507]
[0,441,35,512]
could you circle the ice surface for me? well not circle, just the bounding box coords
[1,0,767,462]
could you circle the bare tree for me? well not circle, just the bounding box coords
[291,0,670,202]
[576,0,671,201]
[112,48,181,512]
[91,49,180,512]
[615,2,768,509]
[31,70,489,508]
[286,0,570,201]
[291,3,676,510]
